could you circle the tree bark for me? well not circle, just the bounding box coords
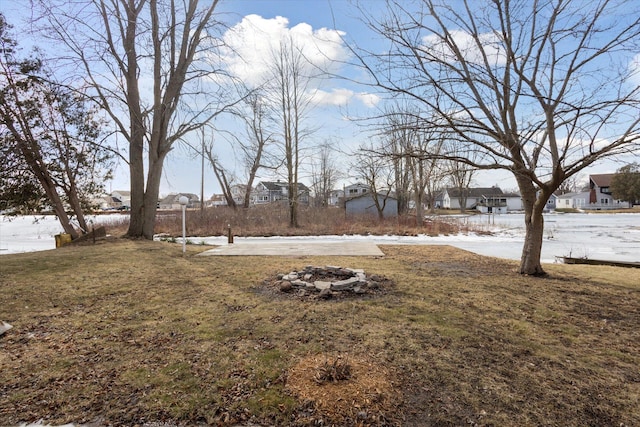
[518,178,547,275]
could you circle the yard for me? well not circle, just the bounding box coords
[1,239,639,426]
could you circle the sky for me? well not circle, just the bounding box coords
[2,0,638,199]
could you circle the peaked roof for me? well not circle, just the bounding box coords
[590,174,614,187]
[345,192,397,202]
[259,181,309,191]
[159,193,199,204]
[556,191,589,198]
[446,187,504,198]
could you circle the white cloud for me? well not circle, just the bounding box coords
[220,14,350,88]
[311,89,380,107]
[422,30,507,66]
[312,88,353,106]
[355,92,380,108]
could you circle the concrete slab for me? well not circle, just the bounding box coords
[197,241,384,256]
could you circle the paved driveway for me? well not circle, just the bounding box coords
[197,241,384,256]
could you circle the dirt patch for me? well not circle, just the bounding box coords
[286,354,400,426]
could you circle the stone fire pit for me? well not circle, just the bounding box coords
[265,265,393,300]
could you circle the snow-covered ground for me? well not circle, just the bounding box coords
[1,213,638,263]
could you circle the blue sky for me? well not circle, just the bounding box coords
[145,0,389,198]
[3,0,637,198]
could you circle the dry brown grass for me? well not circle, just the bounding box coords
[1,240,639,426]
[100,205,473,238]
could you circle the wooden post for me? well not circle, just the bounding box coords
[227,224,233,244]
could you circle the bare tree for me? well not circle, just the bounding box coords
[381,114,412,215]
[310,141,341,207]
[268,36,316,227]
[352,144,395,220]
[556,174,583,195]
[357,0,640,275]
[379,107,447,221]
[234,91,277,209]
[202,137,236,209]
[445,141,479,214]
[408,126,446,221]
[38,0,226,239]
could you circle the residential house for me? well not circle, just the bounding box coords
[556,191,590,209]
[207,194,228,207]
[433,191,445,209]
[158,193,200,210]
[589,174,630,209]
[544,193,558,211]
[111,190,131,209]
[328,189,344,207]
[443,187,509,211]
[344,183,370,198]
[253,181,310,205]
[475,191,523,213]
[230,184,249,206]
[345,192,398,218]
[96,195,122,210]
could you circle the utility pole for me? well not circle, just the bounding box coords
[200,128,205,216]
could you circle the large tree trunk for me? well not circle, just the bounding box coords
[10,129,80,239]
[38,170,79,239]
[126,134,146,238]
[66,182,88,233]
[140,152,167,239]
[518,181,548,275]
[288,181,299,228]
[520,206,546,275]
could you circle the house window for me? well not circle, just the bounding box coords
[260,196,269,202]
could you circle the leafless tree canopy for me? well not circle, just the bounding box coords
[267,36,318,227]
[36,0,227,238]
[356,0,640,274]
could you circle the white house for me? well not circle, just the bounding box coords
[475,192,523,214]
[111,190,131,209]
[158,193,200,210]
[443,187,507,211]
[206,194,228,207]
[556,191,590,209]
[328,189,344,207]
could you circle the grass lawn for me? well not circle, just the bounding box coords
[1,239,639,426]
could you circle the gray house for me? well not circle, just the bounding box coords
[254,181,310,205]
[345,192,398,218]
[344,183,370,198]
